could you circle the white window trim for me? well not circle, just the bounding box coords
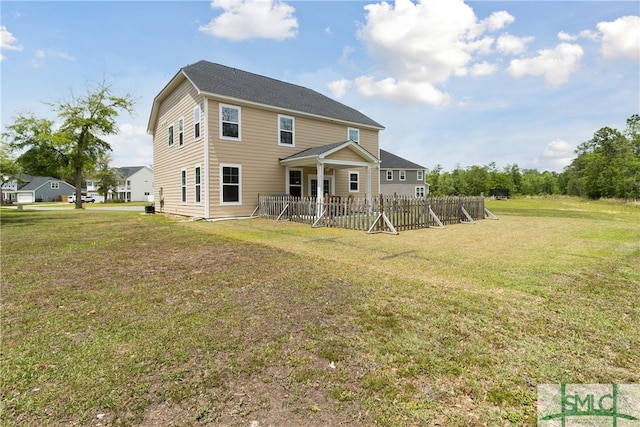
[51,182,59,189]
[415,186,425,197]
[194,106,201,140]
[278,114,295,147]
[386,170,393,181]
[348,171,360,193]
[194,164,202,205]
[347,127,360,144]
[417,170,424,181]
[219,104,241,141]
[287,168,303,196]
[178,117,185,147]
[220,163,242,205]
[168,123,174,146]
[180,168,187,204]
[399,170,406,181]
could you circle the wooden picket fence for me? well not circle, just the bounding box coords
[257,194,492,233]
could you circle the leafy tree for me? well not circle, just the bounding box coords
[3,82,134,208]
[0,142,23,203]
[93,153,121,202]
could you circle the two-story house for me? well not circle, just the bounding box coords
[148,61,384,218]
[114,166,154,202]
[2,174,76,203]
[379,149,429,197]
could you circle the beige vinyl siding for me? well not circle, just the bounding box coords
[152,79,206,217]
[206,98,380,217]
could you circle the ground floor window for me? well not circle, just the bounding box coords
[181,169,187,203]
[195,166,202,204]
[415,186,425,197]
[349,171,359,192]
[221,164,241,204]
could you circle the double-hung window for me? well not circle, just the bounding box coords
[194,106,201,139]
[279,115,294,146]
[194,166,202,204]
[417,170,424,182]
[178,118,184,146]
[220,105,240,140]
[180,169,187,203]
[399,170,406,181]
[386,170,393,181]
[168,124,174,146]
[221,164,241,204]
[348,128,360,143]
[349,171,359,192]
[415,186,425,197]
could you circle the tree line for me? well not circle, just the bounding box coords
[426,115,640,200]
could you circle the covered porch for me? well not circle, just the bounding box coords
[279,140,380,218]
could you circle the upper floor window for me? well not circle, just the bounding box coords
[194,106,201,139]
[279,115,295,146]
[399,170,406,181]
[220,104,240,140]
[386,170,393,181]
[178,117,184,146]
[348,128,360,143]
[51,182,59,189]
[417,170,424,182]
[168,124,174,146]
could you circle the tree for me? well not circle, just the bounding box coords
[93,153,121,202]
[3,82,134,209]
[0,142,23,203]
[50,83,134,208]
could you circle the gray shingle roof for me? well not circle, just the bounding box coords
[19,176,59,191]
[116,166,146,179]
[181,61,384,129]
[379,149,426,170]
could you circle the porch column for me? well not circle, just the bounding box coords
[316,160,324,218]
[366,164,372,213]
[284,166,290,194]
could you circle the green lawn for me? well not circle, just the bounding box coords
[1,197,638,426]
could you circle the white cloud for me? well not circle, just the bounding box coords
[0,26,23,61]
[331,0,519,105]
[496,33,534,55]
[199,0,298,41]
[104,123,153,167]
[328,79,352,98]
[507,43,583,85]
[354,76,451,106]
[536,139,575,171]
[597,15,640,61]
[29,49,76,68]
[469,61,497,77]
[557,31,576,42]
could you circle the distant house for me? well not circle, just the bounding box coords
[114,166,154,202]
[2,175,76,203]
[148,61,384,218]
[379,149,429,197]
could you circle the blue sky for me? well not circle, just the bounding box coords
[1,0,638,172]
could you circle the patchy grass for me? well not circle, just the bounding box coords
[1,197,638,426]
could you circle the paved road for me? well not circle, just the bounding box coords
[4,204,146,212]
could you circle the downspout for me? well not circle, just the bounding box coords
[203,100,210,218]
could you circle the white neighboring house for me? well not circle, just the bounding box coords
[114,166,154,202]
